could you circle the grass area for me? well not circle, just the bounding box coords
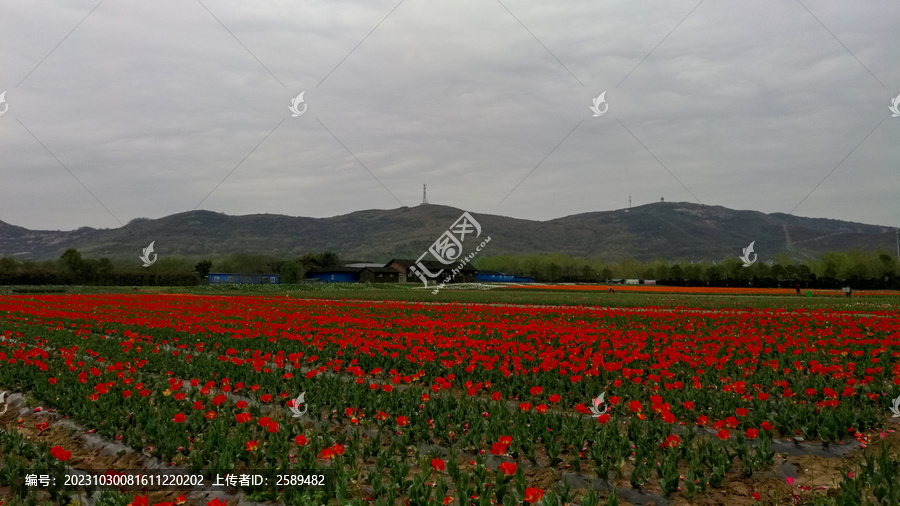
[1,282,898,312]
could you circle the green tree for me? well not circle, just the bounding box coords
[217,253,277,274]
[79,259,99,283]
[60,248,83,274]
[522,255,543,279]
[771,264,786,282]
[195,260,213,278]
[153,256,188,273]
[683,263,703,284]
[0,257,18,276]
[96,258,114,284]
[600,267,613,282]
[668,264,683,285]
[579,264,595,282]
[705,264,723,285]
[546,262,561,282]
[721,258,743,285]
[319,252,339,268]
[796,264,813,283]
[617,257,644,279]
[819,252,844,280]
[298,252,339,270]
[279,260,306,283]
[646,260,670,281]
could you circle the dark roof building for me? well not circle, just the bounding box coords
[305,266,400,284]
[386,259,477,284]
[208,273,279,284]
[305,267,361,283]
[359,267,400,283]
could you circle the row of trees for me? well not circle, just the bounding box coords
[0,250,342,286]
[0,249,199,286]
[474,249,900,289]
[1,248,898,289]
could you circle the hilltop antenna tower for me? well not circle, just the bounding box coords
[422,184,429,205]
[629,196,631,208]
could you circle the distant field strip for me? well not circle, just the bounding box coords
[508,284,900,296]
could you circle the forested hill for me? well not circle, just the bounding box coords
[0,202,895,263]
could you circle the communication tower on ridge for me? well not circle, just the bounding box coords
[422,184,429,205]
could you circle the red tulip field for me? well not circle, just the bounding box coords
[0,293,898,505]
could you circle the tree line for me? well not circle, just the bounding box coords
[0,248,897,289]
[475,249,900,289]
[0,249,340,286]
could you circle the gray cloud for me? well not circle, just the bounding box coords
[1,0,897,232]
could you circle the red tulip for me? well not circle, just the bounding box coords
[661,434,681,448]
[50,445,71,461]
[128,495,149,506]
[524,487,544,503]
[498,461,517,476]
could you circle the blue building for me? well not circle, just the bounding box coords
[208,273,279,285]
[476,271,517,283]
[305,267,361,283]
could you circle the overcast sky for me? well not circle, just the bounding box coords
[1,0,898,231]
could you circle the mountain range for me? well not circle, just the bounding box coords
[0,203,896,264]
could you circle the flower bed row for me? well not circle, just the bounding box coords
[0,294,897,504]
